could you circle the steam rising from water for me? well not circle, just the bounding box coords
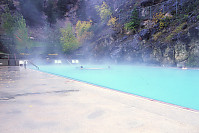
[13,0,134,65]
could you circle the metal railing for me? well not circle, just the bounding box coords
[27,60,39,70]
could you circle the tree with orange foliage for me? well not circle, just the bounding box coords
[75,20,93,42]
[107,16,118,27]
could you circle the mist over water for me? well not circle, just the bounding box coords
[1,0,128,65]
[23,0,198,111]
[16,0,122,64]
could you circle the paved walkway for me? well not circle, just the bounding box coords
[0,66,199,133]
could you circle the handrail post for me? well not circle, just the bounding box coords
[27,60,39,70]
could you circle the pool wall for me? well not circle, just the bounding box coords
[29,65,199,112]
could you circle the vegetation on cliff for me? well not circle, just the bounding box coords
[0,0,199,67]
[90,0,199,67]
[1,8,30,53]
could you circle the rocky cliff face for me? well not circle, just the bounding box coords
[1,0,199,67]
[85,0,199,67]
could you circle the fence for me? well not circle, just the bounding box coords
[116,0,198,23]
[139,0,181,20]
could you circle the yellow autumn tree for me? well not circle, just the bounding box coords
[107,16,118,27]
[60,23,79,52]
[75,20,93,42]
[96,2,118,27]
[95,2,112,22]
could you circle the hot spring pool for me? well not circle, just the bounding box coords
[31,65,199,111]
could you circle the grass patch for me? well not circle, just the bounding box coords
[152,32,163,41]
[197,15,199,20]
[165,22,187,42]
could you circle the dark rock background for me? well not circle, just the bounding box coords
[81,0,199,67]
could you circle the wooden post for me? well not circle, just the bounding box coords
[14,53,17,66]
[8,54,9,66]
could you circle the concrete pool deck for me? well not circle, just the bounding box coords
[0,66,199,133]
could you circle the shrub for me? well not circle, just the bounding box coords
[95,2,112,22]
[165,22,186,42]
[124,21,137,31]
[175,14,189,23]
[60,23,79,52]
[153,12,164,24]
[152,32,162,41]
[76,20,93,42]
[183,15,189,20]
[197,15,199,20]
[152,12,169,30]
[124,8,140,31]
[107,16,118,27]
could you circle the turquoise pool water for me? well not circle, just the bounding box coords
[34,65,199,110]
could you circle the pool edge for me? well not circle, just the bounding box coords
[30,68,199,113]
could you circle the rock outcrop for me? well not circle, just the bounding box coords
[86,0,199,67]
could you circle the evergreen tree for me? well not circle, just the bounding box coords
[57,0,78,19]
[0,0,16,10]
[6,0,16,10]
[76,0,87,21]
[19,0,44,26]
[15,15,30,52]
[57,0,69,19]
[96,2,112,23]
[1,8,16,36]
[1,8,30,53]
[44,0,56,26]
[124,8,140,31]
[1,8,16,52]
[46,26,62,54]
